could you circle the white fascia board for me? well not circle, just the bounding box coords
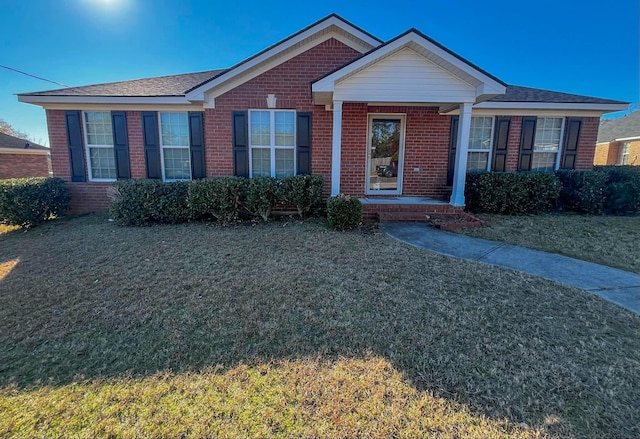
[473,101,629,112]
[313,31,505,95]
[614,136,640,142]
[185,17,380,101]
[18,95,191,105]
[443,107,616,118]
[0,147,49,155]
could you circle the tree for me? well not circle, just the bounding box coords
[0,119,29,140]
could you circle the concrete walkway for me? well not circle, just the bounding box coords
[381,223,640,314]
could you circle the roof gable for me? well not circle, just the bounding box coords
[185,14,382,105]
[312,29,506,106]
[597,111,640,143]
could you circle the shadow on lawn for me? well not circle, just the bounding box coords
[1,213,639,438]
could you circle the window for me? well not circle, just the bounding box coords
[84,111,116,181]
[466,116,494,171]
[531,117,563,171]
[159,112,191,180]
[249,110,295,178]
[620,142,630,165]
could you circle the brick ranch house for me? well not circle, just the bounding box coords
[18,14,628,214]
[0,132,50,179]
[594,110,640,166]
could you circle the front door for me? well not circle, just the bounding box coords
[366,114,405,194]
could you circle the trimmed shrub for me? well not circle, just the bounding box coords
[188,177,246,223]
[109,179,190,226]
[281,174,324,218]
[465,171,560,214]
[556,170,607,214]
[327,194,362,231]
[595,166,640,214]
[0,177,70,227]
[245,176,281,221]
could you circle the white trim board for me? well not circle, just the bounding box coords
[0,147,49,155]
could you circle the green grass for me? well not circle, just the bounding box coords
[457,213,640,273]
[1,214,639,438]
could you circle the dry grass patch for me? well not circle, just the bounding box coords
[1,214,639,438]
[458,213,640,273]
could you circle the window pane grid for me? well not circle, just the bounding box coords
[161,112,189,147]
[466,151,489,172]
[468,116,492,151]
[531,152,557,172]
[163,148,191,180]
[85,111,113,146]
[534,118,562,152]
[249,110,296,177]
[89,146,116,179]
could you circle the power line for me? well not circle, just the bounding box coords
[0,64,70,88]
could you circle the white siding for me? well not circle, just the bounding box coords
[334,47,476,103]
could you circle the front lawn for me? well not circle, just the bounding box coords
[457,213,640,273]
[1,214,639,438]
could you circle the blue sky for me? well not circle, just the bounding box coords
[1,0,637,146]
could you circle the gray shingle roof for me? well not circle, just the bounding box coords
[19,71,625,107]
[0,132,48,150]
[488,85,626,104]
[20,70,227,97]
[597,111,640,143]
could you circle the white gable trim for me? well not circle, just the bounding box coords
[312,31,506,105]
[0,147,49,155]
[185,16,381,103]
[472,102,628,112]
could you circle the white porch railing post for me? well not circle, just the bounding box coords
[450,102,473,206]
[331,100,343,196]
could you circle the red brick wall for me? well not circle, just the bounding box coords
[0,153,50,179]
[46,109,115,213]
[340,104,453,200]
[205,38,361,197]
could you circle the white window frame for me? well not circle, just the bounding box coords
[620,142,630,165]
[532,117,565,171]
[248,109,296,178]
[83,111,116,182]
[159,112,191,181]
[466,116,495,172]
[365,113,406,196]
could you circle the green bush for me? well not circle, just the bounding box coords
[109,179,190,226]
[595,166,640,214]
[245,176,281,221]
[556,170,607,214]
[281,175,324,218]
[0,177,70,227]
[465,171,560,214]
[188,177,246,223]
[327,194,362,231]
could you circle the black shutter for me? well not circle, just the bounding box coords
[296,112,312,175]
[111,111,131,179]
[518,116,537,171]
[142,112,161,179]
[65,111,86,182]
[446,116,459,185]
[561,117,582,169]
[232,111,249,177]
[188,112,206,179]
[491,117,511,172]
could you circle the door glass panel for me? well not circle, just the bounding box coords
[369,118,401,191]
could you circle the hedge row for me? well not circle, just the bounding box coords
[0,177,70,228]
[465,166,640,215]
[109,175,324,226]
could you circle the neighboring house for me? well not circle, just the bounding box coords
[17,14,628,214]
[595,111,640,166]
[0,132,50,179]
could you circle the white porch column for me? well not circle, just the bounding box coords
[330,100,343,196]
[450,102,473,206]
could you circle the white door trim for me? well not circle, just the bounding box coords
[365,113,406,195]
